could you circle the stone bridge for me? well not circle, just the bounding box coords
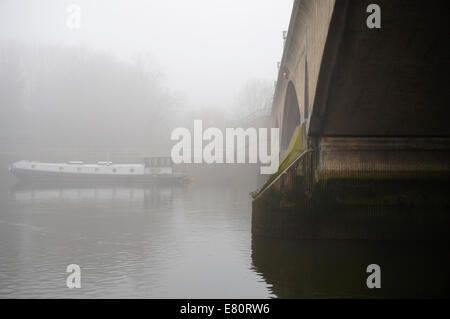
[252,0,450,240]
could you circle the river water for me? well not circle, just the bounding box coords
[0,155,449,298]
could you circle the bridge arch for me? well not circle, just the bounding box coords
[281,81,301,154]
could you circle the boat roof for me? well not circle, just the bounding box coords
[15,160,143,168]
[143,156,172,159]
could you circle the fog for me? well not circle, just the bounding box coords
[0,0,292,178]
[0,0,292,107]
[0,1,295,299]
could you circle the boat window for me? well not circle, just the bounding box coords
[144,157,173,167]
[31,164,35,169]
[94,168,99,172]
[112,168,117,173]
[130,168,134,173]
[59,166,64,171]
[77,167,82,172]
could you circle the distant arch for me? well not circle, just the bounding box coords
[281,81,301,154]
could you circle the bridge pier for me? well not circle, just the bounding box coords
[252,137,450,240]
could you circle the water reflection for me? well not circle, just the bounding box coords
[2,163,449,298]
[0,175,271,298]
[251,237,450,298]
[9,184,174,210]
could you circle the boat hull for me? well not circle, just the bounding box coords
[10,167,188,186]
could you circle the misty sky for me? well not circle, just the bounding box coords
[0,0,293,110]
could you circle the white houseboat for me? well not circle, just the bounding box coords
[9,156,188,185]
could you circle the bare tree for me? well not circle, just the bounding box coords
[0,42,180,153]
[234,79,273,117]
